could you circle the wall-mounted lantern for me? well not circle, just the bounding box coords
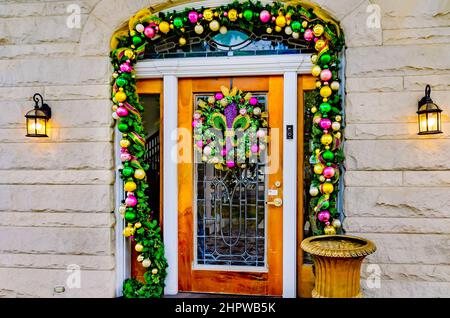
[25,93,52,137]
[417,85,443,135]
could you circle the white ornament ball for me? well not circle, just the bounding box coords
[136,24,145,33]
[253,107,261,115]
[142,259,151,268]
[292,32,300,39]
[330,81,340,91]
[220,26,228,34]
[332,219,342,229]
[284,26,293,35]
[112,112,119,120]
[332,122,341,131]
[137,255,144,262]
[194,24,204,35]
[309,187,319,197]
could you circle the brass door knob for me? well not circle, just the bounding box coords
[266,198,283,207]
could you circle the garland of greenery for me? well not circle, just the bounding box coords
[110,0,344,298]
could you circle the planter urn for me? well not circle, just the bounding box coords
[301,235,376,298]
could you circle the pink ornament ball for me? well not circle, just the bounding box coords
[188,11,199,23]
[125,195,138,207]
[260,10,271,23]
[224,12,228,17]
[226,161,235,168]
[221,149,227,156]
[144,26,156,38]
[203,146,212,156]
[272,16,276,22]
[250,145,259,153]
[196,140,203,148]
[323,166,335,179]
[239,108,247,115]
[192,120,199,127]
[304,29,314,41]
[121,153,132,162]
[120,63,132,73]
[215,92,224,100]
[319,118,332,130]
[318,210,331,222]
[256,130,266,138]
[116,107,129,117]
[320,69,332,82]
[249,97,258,106]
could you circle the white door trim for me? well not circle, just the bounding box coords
[126,54,313,297]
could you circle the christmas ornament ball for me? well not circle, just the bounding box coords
[309,186,319,197]
[194,24,204,35]
[152,268,158,275]
[320,69,332,82]
[311,54,318,64]
[332,219,342,229]
[220,26,228,34]
[159,21,170,34]
[118,123,129,133]
[209,20,220,31]
[321,134,333,146]
[134,169,146,180]
[319,53,331,65]
[120,139,130,148]
[330,81,340,91]
[144,26,156,38]
[320,86,332,98]
[311,65,322,77]
[324,225,336,235]
[314,163,324,175]
[319,102,331,113]
[124,181,137,192]
[260,10,271,23]
[135,244,144,252]
[323,166,335,178]
[332,122,341,131]
[122,166,134,177]
[135,24,145,33]
[243,9,253,21]
[291,21,301,32]
[320,118,332,130]
[322,150,335,161]
[276,15,287,27]
[142,259,151,268]
[124,211,136,221]
[313,24,324,37]
[134,222,142,228]
[320,182,334,194]
[304,29,314,41]
[188,11,199,24]
[137,255,144,262]
[179,37,187,46]
[125,195,137,207]
[203,9,214,21]
[115,91,127,103]
[318,210,331,222]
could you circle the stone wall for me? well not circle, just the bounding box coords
[0,0,448,297]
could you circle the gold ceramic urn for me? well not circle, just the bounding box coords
[301,235,376,298]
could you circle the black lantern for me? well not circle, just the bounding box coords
[417,85,442,135]
[25,93,52,137]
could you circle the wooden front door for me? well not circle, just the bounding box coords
[178,76,284,296]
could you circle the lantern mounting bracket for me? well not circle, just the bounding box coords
[33,93,52,119]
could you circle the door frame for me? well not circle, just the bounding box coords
[116,54,314,297]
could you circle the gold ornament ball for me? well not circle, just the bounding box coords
[315,39,326,51]
[209,20,220,32]
[335,132,342,139]
[321,182,334,194]
[124,181,137,192]
[311,106,318,113]
[134,169,146,180]
[135,244,144,252]
[316,81,322,88]
[120,139,130,148]
[124,49,134,59]
[159,21,170,34]
[123,226,134,237]
[311,54,318,64]
[207,96,215,104]
[313,24,324,37]
[335,115,342,122]
[292,32,300,39]
[134,222,142,228]
[314,163,324,175]
[152,268,158,275]
[228,9,238,21]
[330,81,340,91]
[332,122,341,131]
[112,105,118,112]
[203,9,214,21]
[142,259,151,268]
[320,86,332,98]
[311,65,322,77]
[324,225,336,235]
[266,27,273,34]
[275,26,282,32]
[115,91,127,103]
[220,98,229,107]
[276,15,287,27]
[194,24,204,35]
[321,133,333,146]
[302,21,308,28]
[179,37,187,46]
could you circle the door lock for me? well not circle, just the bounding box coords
[266,198,283,207]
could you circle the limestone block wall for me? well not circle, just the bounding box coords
[0,0,448,297]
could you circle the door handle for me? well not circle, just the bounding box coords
[266,198,283,207]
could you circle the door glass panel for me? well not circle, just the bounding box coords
[195,93,268,268]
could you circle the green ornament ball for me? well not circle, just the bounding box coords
[173,17,184,28]
[125,211,136,221]
[118,123,129,133]
[322,150,335,161]
[243,9,253,21]
[321,201,330,209]
[319,102,331,113]
[291,21,301,32]
[122,166,134,177]
[116,77,128,87]
[132,36,142,46]
[319,53,331,65]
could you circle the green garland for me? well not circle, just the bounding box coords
[111,0,344,298]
